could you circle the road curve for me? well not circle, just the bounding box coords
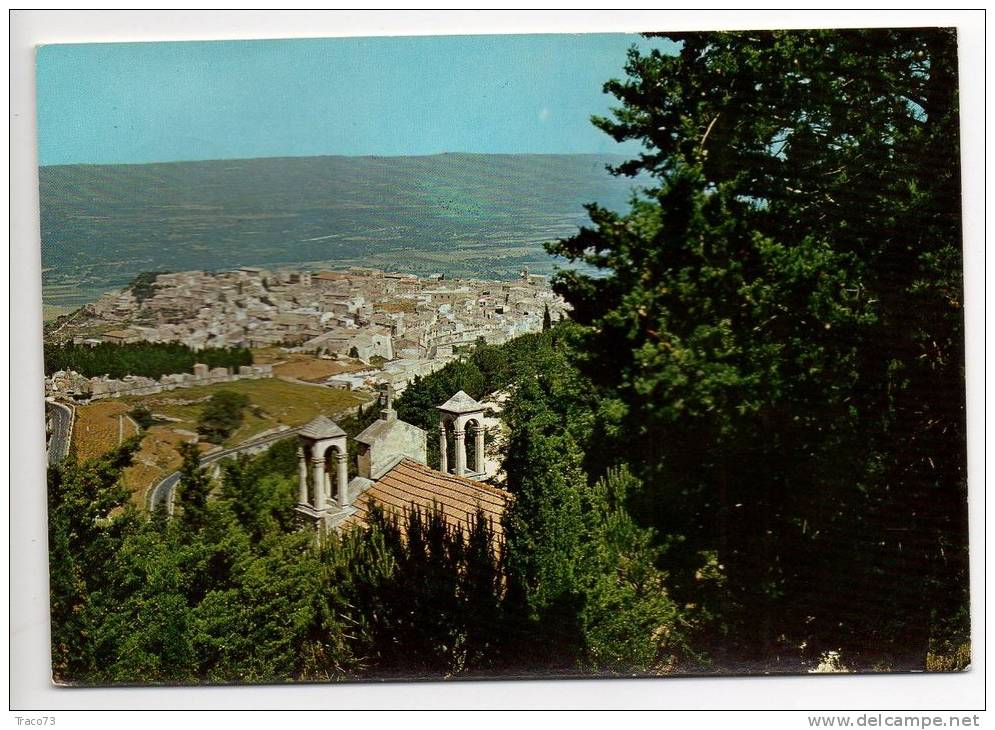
[147,426,303,514]
[46,401,74,465]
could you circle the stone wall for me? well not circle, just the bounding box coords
[45,363,275,403]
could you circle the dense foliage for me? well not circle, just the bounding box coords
[48,440,509,683]
[44,341,252,379]
[397,328,688,673]
[395,332,548,467]
[348,503,506,676]
[547,28,967,668]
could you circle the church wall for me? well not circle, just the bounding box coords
[368,422,427,479]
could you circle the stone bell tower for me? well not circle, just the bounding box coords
[295,415,349,529]
[437,390,486,479]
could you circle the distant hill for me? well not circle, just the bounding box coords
[39,153,647,309]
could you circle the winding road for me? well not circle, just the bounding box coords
[46,401,74,465]
[147,426,303,514]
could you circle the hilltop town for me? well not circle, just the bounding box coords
[45,266,567,399]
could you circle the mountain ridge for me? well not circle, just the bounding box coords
[39,150,633,170]
[40,153,647,309]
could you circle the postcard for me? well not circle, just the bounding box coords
[38,28,969,685]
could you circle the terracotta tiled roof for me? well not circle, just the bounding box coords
[344,458,510,540]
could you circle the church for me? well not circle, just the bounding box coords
[293,383,510,541]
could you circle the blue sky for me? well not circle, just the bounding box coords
[36,33,676,166]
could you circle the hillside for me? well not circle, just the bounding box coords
[39,153,645,310]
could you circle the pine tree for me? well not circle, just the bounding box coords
[460,509,504,669]
[547,29,966,667]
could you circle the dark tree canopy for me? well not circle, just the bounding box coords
[196,391,251,444]
[547,29,967,667]
[44,341,252,380]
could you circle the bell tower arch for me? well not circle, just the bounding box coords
[437,390,486,479]
[296,415,350,517]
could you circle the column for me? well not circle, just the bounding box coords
[336,451,349,508]
[312,457,325,510]
[474,425,485,475]
[324,471,332,508]
[297,446,309,504]
[439,423,449,473]
[454,428,466,477]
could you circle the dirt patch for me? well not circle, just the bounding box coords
[249,347,288,365]
[123,428,214,508]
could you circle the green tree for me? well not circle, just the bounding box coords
[48,438,142,682]
[176,441,212,532]
[220,462,297,542]
[396,359,486,467]
[576,466,686,673]
[129,404,154,430]
[187,528,355,682]
[94,521,201,683]
[501,402,586,669]
[196,390,250,443]
[542,304,552,332]
[500,357,686,674]
[343,502,505,677]
[548,29,966,667]
[126,271,165,302]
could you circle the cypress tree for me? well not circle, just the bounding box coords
[176,441,212,532]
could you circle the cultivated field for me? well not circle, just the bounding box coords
[251,349,368,382]
[72,400,141,461]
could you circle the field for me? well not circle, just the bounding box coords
[123,377,369,444]
[121,427,206,507]
[250,349,368,382]
[72,378,371,506]
[72,400,141,461]
[42,303,77,322]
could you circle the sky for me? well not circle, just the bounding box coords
[36,33,677,166]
